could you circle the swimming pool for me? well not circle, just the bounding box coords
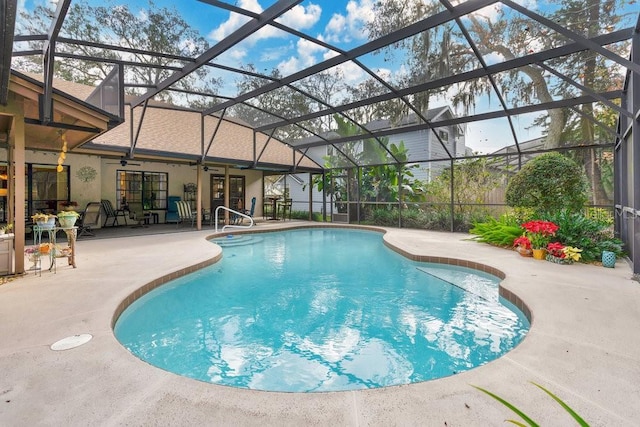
[114,228,529,392]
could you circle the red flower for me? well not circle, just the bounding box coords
[522,220,559,235]
[521,220,559,249]
[547,242,565,258]
[513,236,531,250]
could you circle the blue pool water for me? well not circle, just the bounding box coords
[114,228,529,392]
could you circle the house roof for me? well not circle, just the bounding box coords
[20,71,322,172]
[0,70,118,151]
[7,1,638,166]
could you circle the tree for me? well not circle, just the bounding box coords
[367,0,631,204]
[309,115,426,220]
[232,66,347,142]
[426,157,503,223]
[18,0,220,104]
[505,152,588,214]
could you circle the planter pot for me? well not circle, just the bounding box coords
[36,217,56,229]
[532,248,547,260]
[58,216,78,228]
[546,254,573,264]
[602,250,616,268]
[516,246,532,257]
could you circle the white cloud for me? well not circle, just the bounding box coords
[325,15,346,42]
[324,0,375,44]
[207,0,261,42]
[334,61,366,85]
[277,56,302,75]
[229,48,248,61]
[277,37,327,75]
[276,4,322,30]
[208,1,321,45]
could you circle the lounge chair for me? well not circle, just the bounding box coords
[176,201,196,227]
[77,202,102,238]
[100,199,127,227]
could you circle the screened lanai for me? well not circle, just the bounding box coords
[1,0,639,272]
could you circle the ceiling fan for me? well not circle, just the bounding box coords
[106,157,141,167]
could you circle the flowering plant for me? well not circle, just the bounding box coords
[31,213,56,222]
[547,242,565,258]
[563,246,582,262]
[24,245,39,255]
[513,236,531,250]
[522,220,559,249]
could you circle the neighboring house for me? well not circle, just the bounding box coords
[364,106,467,182]
[282,107,467,214]
[490,136,546,171]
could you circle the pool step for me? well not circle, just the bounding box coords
[210,235,264,247]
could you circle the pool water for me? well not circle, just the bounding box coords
[114,228,529,392]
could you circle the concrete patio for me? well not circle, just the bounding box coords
[1,222,639,426]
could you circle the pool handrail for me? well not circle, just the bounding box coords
[214,205,254,233]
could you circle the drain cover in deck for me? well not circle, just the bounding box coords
[50,334,92,351]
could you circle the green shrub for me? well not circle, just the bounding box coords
[542,210,623,262]
[469,217,524,247]
[371,207,398,226]
[506,153,588,215]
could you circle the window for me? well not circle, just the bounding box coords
[438,130,449,141]
[117,171,168,210]
[27,163,70,218]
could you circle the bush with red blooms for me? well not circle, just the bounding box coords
[521,220,559,249]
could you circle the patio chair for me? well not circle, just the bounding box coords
[277,198,293,221]
[176,201,196,227]
[237,197,256,224]
[128,202,149,228]
[100,199,127,227]
[77,202,102,238]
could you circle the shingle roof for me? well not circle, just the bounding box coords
[25,72,321,171]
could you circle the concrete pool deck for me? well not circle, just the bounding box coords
[1,222,639,426]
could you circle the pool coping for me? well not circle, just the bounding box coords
[1,222,638,425]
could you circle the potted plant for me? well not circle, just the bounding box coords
[563,246,582,263]
[545,242,578,264]
[0,223,12,235]
[513,235,532,257]
[24,245,40,269]
[522,220,559,260]
[57,210,80,228]
[31,213,57,229]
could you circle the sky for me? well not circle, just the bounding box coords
[16,0,638,154]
